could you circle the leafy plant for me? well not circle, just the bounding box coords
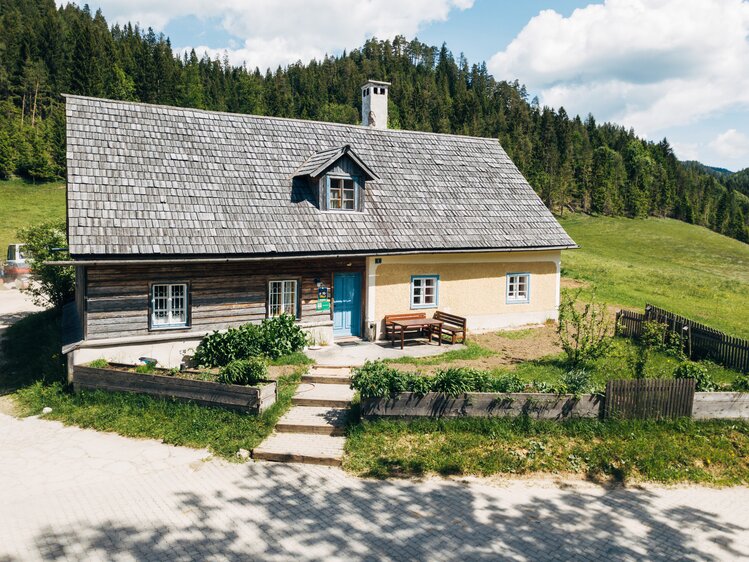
[557,289,612,366]
[17,220,74,307]
[135,363,156,374]
[351,361,408,398]
[641,320,684,357]
[218,357,267,386]
[731,376,749,392]
[486,373,525,393]
[561,368,593,395]
[193,314,307,367]
[405,373,434,395]
[88,358,109,368]
[673,361,715,392]
[432,367,478,397]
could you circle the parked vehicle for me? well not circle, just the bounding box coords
[2,243,31,283]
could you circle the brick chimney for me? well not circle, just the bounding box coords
[361,80,390,129]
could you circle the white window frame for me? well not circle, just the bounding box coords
[150,283,189,329]
[410,275,439,309]
[506,273,530,304]
[268,279,298,318]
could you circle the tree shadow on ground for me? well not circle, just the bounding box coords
[25,462,748,561]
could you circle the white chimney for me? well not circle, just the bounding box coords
[361,80,390,129]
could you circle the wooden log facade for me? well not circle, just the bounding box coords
[80,257,366,340]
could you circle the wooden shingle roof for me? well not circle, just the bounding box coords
[65,95,575,258]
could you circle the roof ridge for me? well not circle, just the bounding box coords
[62,93,502,145]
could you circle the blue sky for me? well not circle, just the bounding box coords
[80,0,749,171]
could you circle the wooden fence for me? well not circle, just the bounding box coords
[605,379,695,419]
[615,304,749,373]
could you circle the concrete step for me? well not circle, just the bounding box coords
[276,406,349,436]
[253,432,345,466]
[291,383,355,408]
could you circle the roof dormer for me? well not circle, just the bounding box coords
[293,145,378,212]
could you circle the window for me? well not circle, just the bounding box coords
[327,177,357,210]
[269,279,298,317]
[411,275,439,309]
[506,273,530,303]
[151,283,188,328]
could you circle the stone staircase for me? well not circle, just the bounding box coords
[252,365,354,466]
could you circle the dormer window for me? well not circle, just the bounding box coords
[327,176,358,211]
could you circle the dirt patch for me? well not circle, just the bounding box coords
[389,323,562,373]
[0,395,18,416]
[560,277,590,290]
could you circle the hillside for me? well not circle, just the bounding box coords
[560,214,749,339]
[0,179,66,251]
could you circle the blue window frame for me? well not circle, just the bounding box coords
[411,275,439,309]
[326,175,360,211]
[506,273,530,304]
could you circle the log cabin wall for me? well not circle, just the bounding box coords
[83,257,366,340]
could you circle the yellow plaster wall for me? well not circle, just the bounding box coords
[371,251,560,332]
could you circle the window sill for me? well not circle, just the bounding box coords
[410,304,438,310]
[149,324,191,332]
[506,299,530,305]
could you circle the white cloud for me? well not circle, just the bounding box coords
[709,129,749,160]
[488,0,749,137]
[76,0,473,71]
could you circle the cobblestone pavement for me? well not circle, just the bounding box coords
[1,413,748,561]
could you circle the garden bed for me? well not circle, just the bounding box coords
[73,365,277,413]
[693,392,749,419]
[361,392,602,420]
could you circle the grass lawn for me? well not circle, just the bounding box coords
[344,417,749,485]
[14,371,302,460]
[559,214,749,338]
[0,178,66,251]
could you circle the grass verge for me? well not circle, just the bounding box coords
[13,369,303,460]
[344,416,749,485]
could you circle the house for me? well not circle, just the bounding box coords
[61,81,576,369]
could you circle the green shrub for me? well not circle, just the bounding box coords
[88,358,109,368]
[260,315,308,358]
[406,373,434,395]
[641,320,684,357]
[485,373,525,393]
[432,367,478,397]
[17,221,74,307]
[561,368,593,395]
[557,289,612,366]
[217,358,267,386]
[351,361,408,398]
[731,376,749,392]
[673,361,715,392]
[193,314,307,367]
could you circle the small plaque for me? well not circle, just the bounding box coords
[316,298,330,312]
[317,286,328,299]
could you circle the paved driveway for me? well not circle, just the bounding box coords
[1,414,748,561]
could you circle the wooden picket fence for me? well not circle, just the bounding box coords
[605,378,695,419]
[615,304,749,373]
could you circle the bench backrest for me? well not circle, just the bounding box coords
[385,312,426,324]
[433,310,467,328]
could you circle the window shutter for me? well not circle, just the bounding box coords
[319,177,328,211]
[357,177,364,212]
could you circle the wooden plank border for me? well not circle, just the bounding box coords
[73,366,276,413]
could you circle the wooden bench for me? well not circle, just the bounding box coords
[433,311,467,344]
[384,313,426,341]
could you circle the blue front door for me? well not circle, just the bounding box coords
[333,272,361,337]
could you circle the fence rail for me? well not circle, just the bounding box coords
[615,305,749,373]
[605,378,695,419]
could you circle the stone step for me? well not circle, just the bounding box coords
[292,383,355,408]
[276,406,349,436]
[252,433,345,466]
[302,371,352,384]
